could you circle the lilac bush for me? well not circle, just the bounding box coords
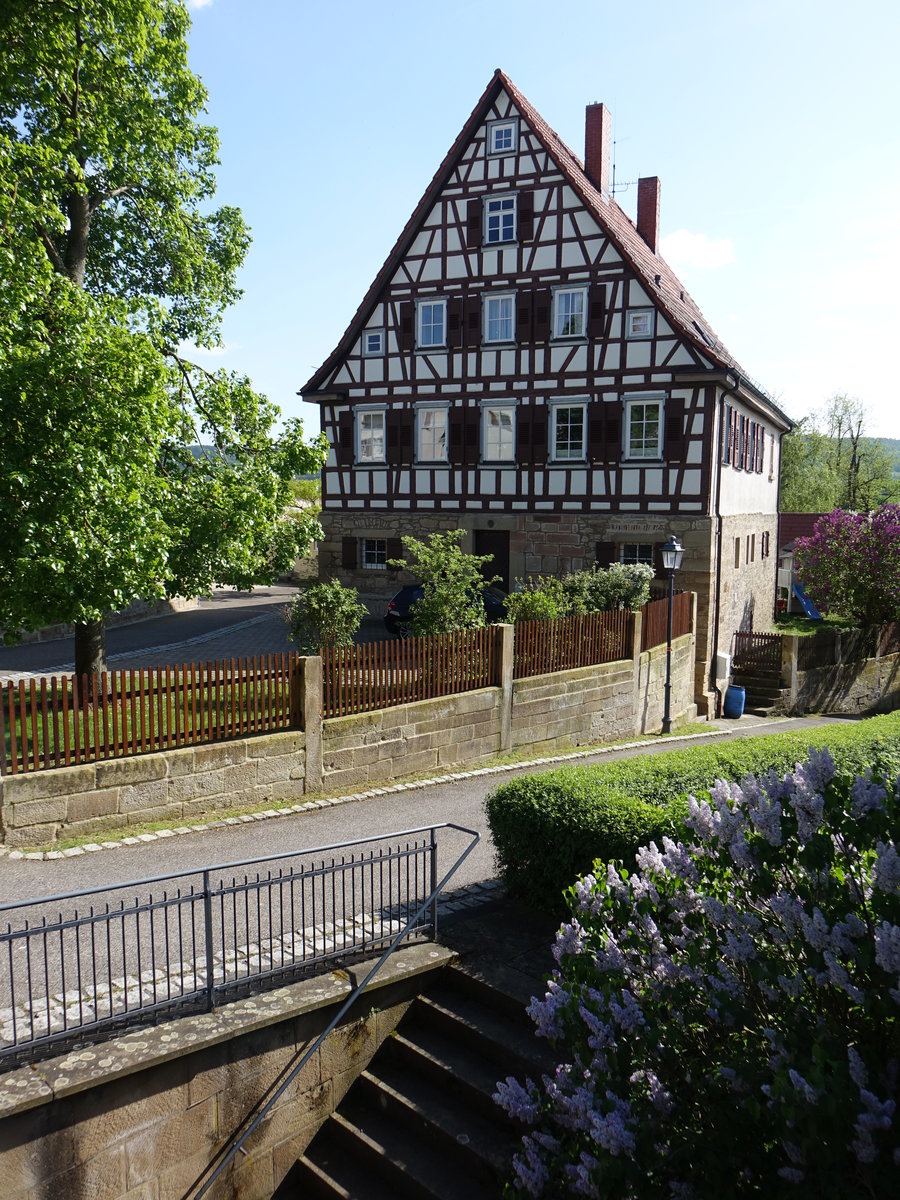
[794,503,900,624]
[496,750,900,1197]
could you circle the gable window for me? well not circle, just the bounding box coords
[625,395,664,459]
[484,293,515,343]
[550,399,587,461]
[485,195,516,245]
[362,329,384,356]
[553,286,587,339]
[416,405,448,462]
[621,543,654,567]
[417,299,446,348]
[482,402,515,462]
[626,309,655,339]
[357,408,386,463]
[487,118,518,156]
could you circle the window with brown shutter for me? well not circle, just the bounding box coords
[664,398,684,462]
[723,405,733,465]
[447,297,463,348]
[588,404,606,460]
[587,286,606,338]
[386,416,401,466]
[449,409,466,465]
[398,302,414,351]
[516,406,532,457]
[464,296,481,347]
[516,290,532,341]
[387,537,404,570]
[464,411,480,464]
[531,410,548,463]
[337,412,354,467]
[466,198,483,248]
[603,400,621,462]
[398,411,414,464]
[517,189,534,241]
[341,537,357,569]
[533,289,552,340]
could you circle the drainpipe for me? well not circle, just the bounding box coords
[710,375,741,718]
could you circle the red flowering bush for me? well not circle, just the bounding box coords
[794,504,900,624]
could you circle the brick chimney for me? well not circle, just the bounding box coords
[584,103,611,195]
[637,176,661,254]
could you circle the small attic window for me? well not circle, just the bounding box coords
[487,118,518,156]
[626,309,654,340]
[362,329,384,356]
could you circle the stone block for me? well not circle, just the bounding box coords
[192,741,248,772]
[95,755,167,789]
[222,761,259,796]
[249,731,304,759]
[0,764,95,804]
[125,1097,216,1188]
[120,779,169,815]
[391,749,438,777]
[6,795,68,828]
[67,790,120,823]
[266,780,308,804]
[318,1014,377,1081]
[320,764,370,791]
[169,769,226,805]
[0,1115,76,1197]
[255,753,296,786]
[125,804,183,827]
[3,822,59,848]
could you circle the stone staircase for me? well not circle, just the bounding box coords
[273,963,553,1199]
[730,668,787,717]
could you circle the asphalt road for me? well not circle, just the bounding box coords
[0,714,846,908]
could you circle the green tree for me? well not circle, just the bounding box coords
[0,0,327,675]
[389,531,498,635]
[780,396,897,513]
[286,580,368,655]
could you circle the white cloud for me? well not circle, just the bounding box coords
[660,229,736,271]
[187,0,214,10]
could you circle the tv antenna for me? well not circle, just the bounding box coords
[611,137,637,198]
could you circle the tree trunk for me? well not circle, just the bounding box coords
[75,619,107,680]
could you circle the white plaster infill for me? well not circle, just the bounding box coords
[1,721,788,862]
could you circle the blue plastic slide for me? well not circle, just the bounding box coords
[792,583,822,620]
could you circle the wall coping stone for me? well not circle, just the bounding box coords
[0,941,455,1121]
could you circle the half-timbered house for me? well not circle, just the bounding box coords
[300,70,792,714]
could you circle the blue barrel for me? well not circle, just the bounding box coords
[723,685,746,719]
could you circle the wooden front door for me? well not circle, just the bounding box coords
[474,529,510,591]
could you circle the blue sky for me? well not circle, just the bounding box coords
[183,0,899,440]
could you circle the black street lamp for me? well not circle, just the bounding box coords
[660,534,684,735]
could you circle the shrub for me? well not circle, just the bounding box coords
[506,577,569,623]
[285,579,367,653]
[486,712,900,911]
[389,529,498,636]
[496,750,900,1197]
[795,504,900,624]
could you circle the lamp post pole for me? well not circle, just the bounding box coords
[660,534,684,736]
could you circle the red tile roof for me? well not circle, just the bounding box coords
[301,69,788,426]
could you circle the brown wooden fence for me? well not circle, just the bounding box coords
[513,609,635,680]
[639,590,693,653]
[732,631,782,674]
[321,627,499,719]
[1,655,297,777]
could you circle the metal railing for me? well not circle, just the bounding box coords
[0,824,478,1068]
[189,819,481,1199]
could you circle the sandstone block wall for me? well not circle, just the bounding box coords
[0,944,452,1200]
[0,732,307,848]
[322,689,503,791]
[791,651,900,716]
[511,660,637,753]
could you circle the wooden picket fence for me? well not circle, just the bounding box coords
[513,609,634,679]
[640,590,692,653]
[1,655,297,777]
[732,631,782,674]
[321,626,499,719]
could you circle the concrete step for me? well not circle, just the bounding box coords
[276,963,548,1200]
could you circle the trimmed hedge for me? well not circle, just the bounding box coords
[486,712,900,911]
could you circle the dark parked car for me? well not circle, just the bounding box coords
[384,584,508,638]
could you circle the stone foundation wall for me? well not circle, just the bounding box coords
[0,944,452,1200]
[790,651,900,716]
[322,689,503,792]
[511,660,637,752]
[0,732,307,848]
